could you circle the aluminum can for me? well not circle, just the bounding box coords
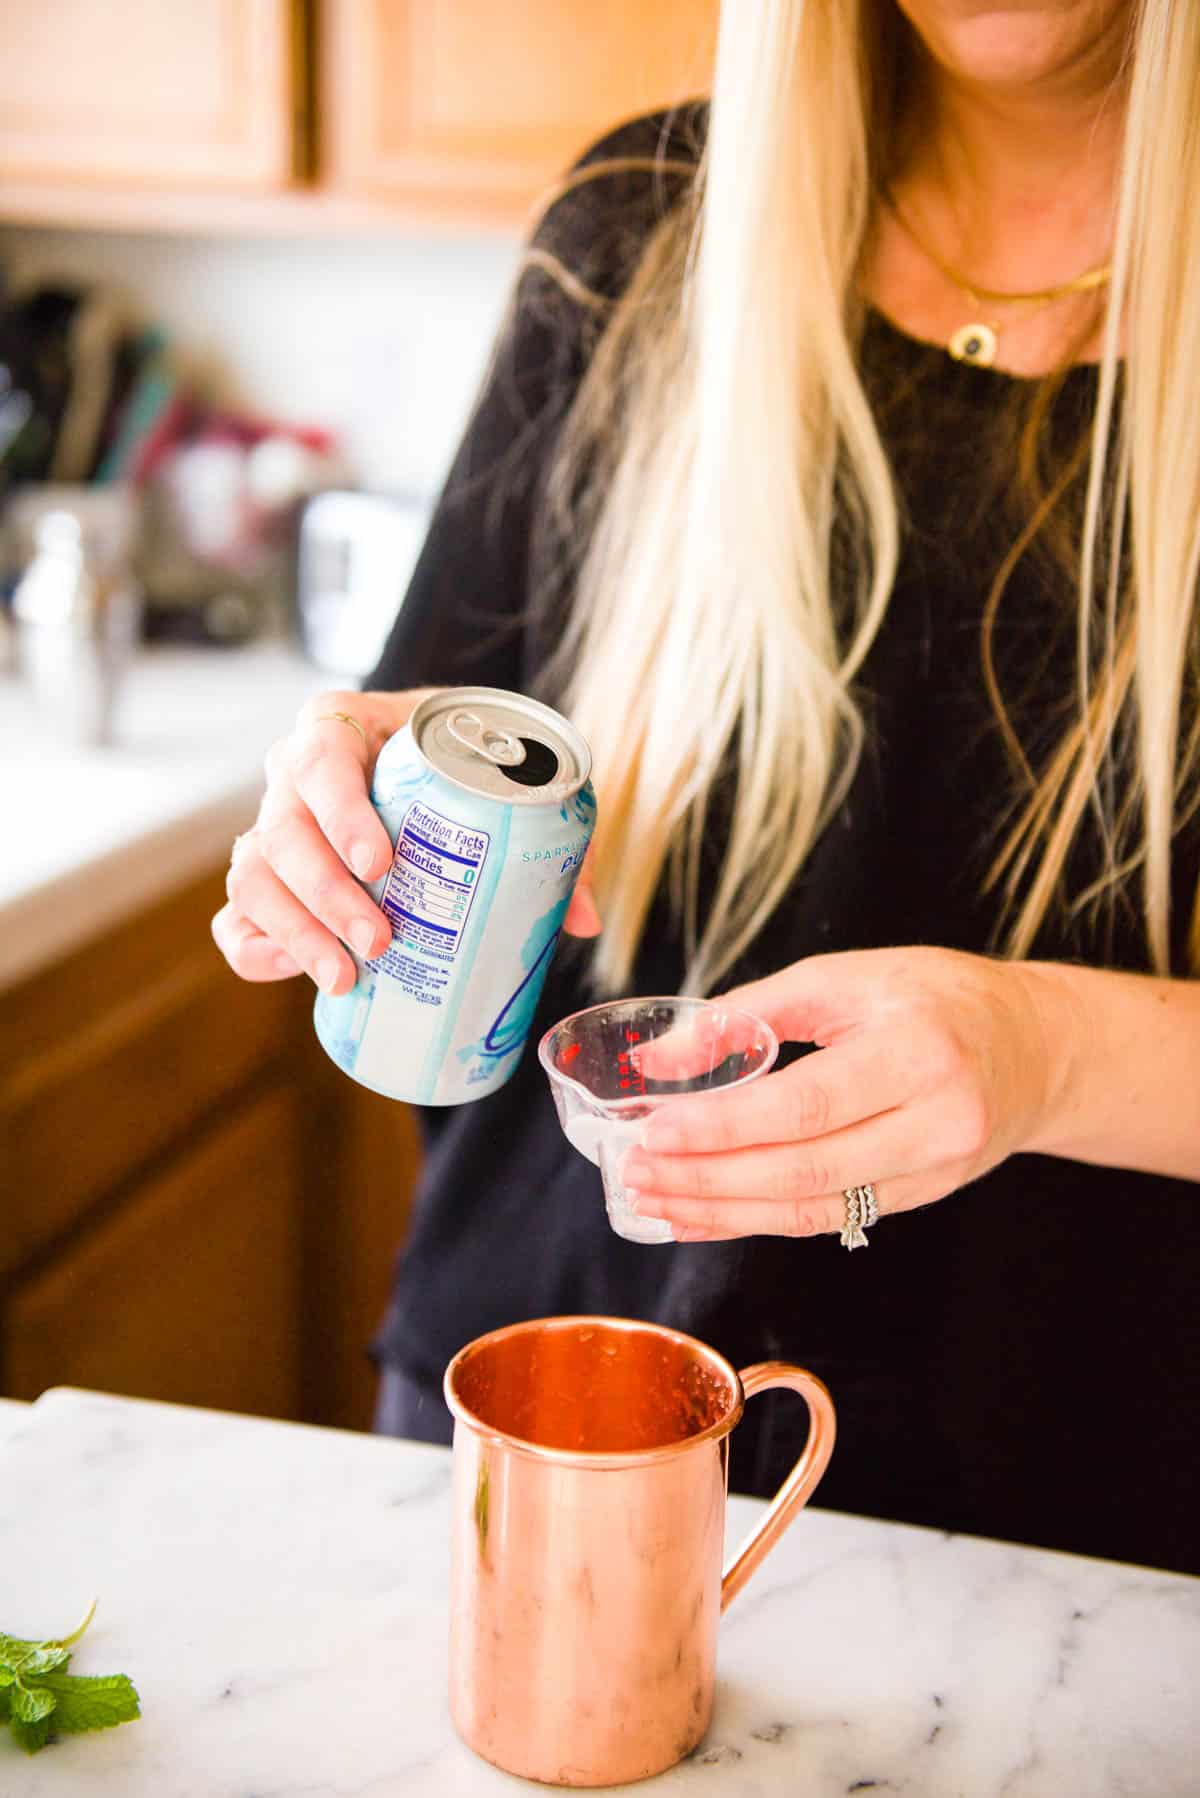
[313,687,596,1105]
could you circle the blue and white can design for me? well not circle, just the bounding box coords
[313,687,596,1105]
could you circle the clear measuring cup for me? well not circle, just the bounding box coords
[538,997,779,1244]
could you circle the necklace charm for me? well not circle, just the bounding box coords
[949,321,998,366]
[880,189,1112,375]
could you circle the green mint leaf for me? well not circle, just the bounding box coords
[10,1714,50,1754]
[0,1607,138,1750]
[34,1672,141,1734]
[21,1646,71,1676]
[0,1635,70,1675]
[0,1635,41,1673]
[12,1682,57,1724]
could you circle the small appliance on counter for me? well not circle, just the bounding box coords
[294,489,430,680]
[137,420,344,646]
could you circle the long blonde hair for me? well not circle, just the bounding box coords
[536,0,1200,993]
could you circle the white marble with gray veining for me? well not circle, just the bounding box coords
[2,1387,1196,1795]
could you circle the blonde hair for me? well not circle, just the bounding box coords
[534,0,1200,993]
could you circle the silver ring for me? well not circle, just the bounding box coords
[841,1184,878,1252]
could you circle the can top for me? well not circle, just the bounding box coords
[411,687,592,805]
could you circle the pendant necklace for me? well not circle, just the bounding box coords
[881,194,1111,368]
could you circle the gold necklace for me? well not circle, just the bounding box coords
[882,194,1112,367]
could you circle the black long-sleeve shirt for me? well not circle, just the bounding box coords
[367,108,1199,1574]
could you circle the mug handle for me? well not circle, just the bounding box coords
[721,1362,836,1612]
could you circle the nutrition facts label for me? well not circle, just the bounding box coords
[375,802,490,983]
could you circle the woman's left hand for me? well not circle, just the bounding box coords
[621,946,1078,1241]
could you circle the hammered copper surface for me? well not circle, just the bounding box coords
[444,1316,836,1787]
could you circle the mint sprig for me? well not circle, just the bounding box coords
[0,1604,140,1756]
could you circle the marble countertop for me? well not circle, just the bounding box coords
[3,1387,1196,1796]
[0,1397,28,1439]
[0,642,327,989]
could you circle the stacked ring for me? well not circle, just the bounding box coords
[840,1184,879,1251]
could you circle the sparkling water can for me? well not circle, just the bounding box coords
[313,687,596,1105]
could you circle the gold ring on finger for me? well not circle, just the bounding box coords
[314,710,369,749]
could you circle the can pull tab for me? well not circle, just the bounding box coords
[446,709,527,768]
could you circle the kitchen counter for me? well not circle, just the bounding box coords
[0,642,327,989]
[5,1387,1197,1796]
[0,1396,28,1441]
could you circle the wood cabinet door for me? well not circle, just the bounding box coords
[0,873,307,1282]
[299,1055,423,1433]
[3,1085,305,1420]
[323,0,718,219]
[0,0,302,189]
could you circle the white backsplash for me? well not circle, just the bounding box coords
[0,225,522,495]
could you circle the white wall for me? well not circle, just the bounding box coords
[0,225,522,496]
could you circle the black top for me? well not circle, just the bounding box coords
[367,108,1199,1575]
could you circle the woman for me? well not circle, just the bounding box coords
[214,0,1200,1574]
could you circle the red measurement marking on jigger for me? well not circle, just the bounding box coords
[618,1028,647,1095]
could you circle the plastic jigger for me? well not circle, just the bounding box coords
[538,997,779,1244]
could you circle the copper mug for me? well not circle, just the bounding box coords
[444,1315,836,1787]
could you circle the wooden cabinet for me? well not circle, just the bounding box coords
[0,1,717,231]
[0,867,421,1432]
[6,1085,306,1420]
[0,0,304,191]
[322,0,719,217]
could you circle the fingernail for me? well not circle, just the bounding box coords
[317,957,342,994]
[622,1150,651,1185]
[350,840,377,879]
[274,952,300,975]
[349,920,379,958]
[642,1119,683,1152]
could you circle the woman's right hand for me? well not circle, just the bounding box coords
[213,685,604,999]
[212,688,431,999]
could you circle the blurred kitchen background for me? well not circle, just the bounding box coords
[0,3,716,1431]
